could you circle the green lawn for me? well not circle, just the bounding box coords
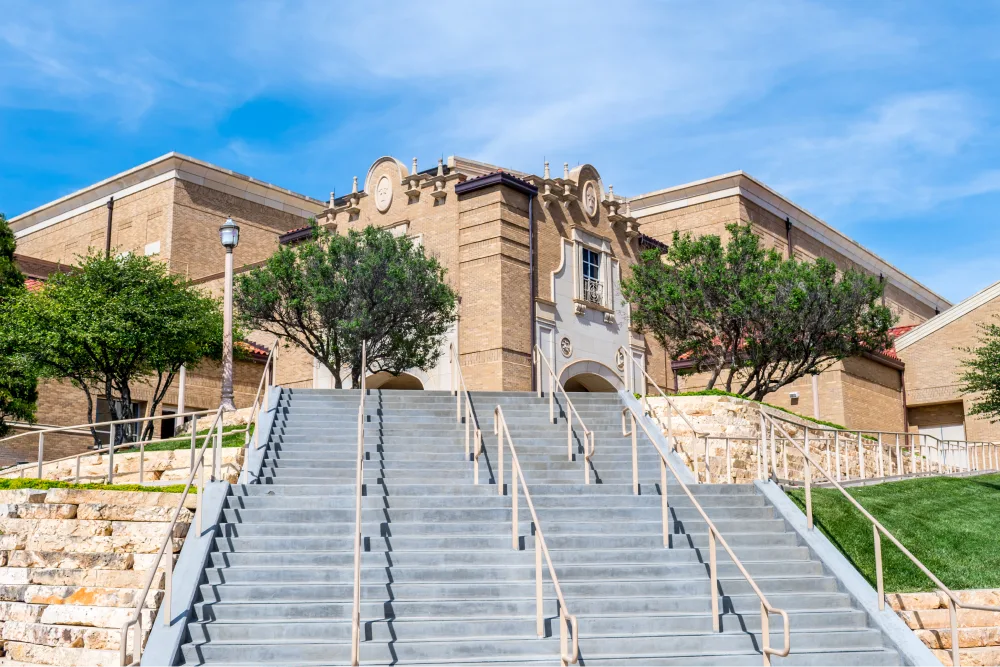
[119,424,252,453]
[787,474,1000,592]
[0,478,191,493]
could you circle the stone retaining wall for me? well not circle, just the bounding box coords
[646,395,902,483]
[0,488,195,666]
[0,448,244,486]
[889,590,1000,666]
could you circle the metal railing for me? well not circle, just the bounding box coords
[763,411,1000,667]
[581,277,604,306]
[533,345,595,483]
[116,338,280,665]
[450,342,485,483]
[0,410,216,484]
[118,407,225,665]
[239,338,280,483]
[621,402,790,666]
[494,406,579,665]
[351,342,367,667]
[698,409,999,487]
[618,346,712,482]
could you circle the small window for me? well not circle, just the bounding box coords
[581,247,603,305]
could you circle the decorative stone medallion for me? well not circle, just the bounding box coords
[615,348,626,371]
[582,181,598,218]
[560,336,573,358]
[375,175,393,213]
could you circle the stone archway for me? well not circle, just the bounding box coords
[366,371,425,390]
[559,359,623,393]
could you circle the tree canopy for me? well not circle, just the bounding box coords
[0,213,37,437]
[235,224,458,387]
[960,316,1000,422]
[621,222,895,401]
[1,251,223,442]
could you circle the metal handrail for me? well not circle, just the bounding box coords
[762,411,1000,667]
[494,406,579,665]
[238,337,280,481]
[0,409,217,483]
[618,346,713,481]
[621,403,790,666]
[450,342,485,483]
[351,341,367,667]
[119,407,224,665]
[759,409,999,482]
[532,345,595,484]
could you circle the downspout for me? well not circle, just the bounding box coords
[528,194,536,392]
[104,196,115,258]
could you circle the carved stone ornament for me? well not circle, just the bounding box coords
[604,312,616,325]
[615,348,626,371]
[583,181,598,217]
[375,175,393,213]
[560,336,573,358]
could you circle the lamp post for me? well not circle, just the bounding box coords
[219,216,240,411]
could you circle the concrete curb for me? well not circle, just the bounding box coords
[242,385,281,485]
[618,390,697,485]
[141,481,230,667]
[755,479,940,666]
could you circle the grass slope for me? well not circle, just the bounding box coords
[119,424,252,453]
[787,474,1000,592]
[0,478,190,493]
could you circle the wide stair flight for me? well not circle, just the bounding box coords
[176,388,903,665]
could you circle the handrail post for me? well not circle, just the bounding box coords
[109,424,115,484]
[75,455,81,484]
[196,459,204,535]
[630,412,638,495]
[835,432,842,482]
[535,529,543,637]
[709,529,719,632]
[190,415,197,471]
[804,427,813,530]
[511,438,519,551]
[761,602,771,667]
[661,456,669,548]
[948,596,960,667]
[37,433,44,479]
[496,409,504,496]
[874,525,884,611]
[213,422,222,481]
[858,431,865,480]
[139,440,145,483]
[164,548,172,626]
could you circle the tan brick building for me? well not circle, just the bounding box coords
[627,171,951,431]
[895,281,1000,442]
[7,154,970,443]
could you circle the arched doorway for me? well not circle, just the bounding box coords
[564,372,618,393]
[559,360,623,393]
[366,371,425,390]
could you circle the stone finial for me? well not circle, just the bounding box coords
[625,200,632,216]
[544,161,550,179]
[608,185,615,200]
[564,163,570,180]
[412,157,418,176]
[329,190,335,207]
[352,176,358,194]
[436,158,444,177]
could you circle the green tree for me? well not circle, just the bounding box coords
[235,224,458,387]
[960,316,1000,421]
[621,222,895,401]
[0,213,37,437]
[2,252,222,444]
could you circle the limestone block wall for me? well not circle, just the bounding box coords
[0,448,244,486]
[889,590,1000,666]
[0,488,195,666]
[647,395,913,484]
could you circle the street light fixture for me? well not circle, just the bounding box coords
[219,216,240,411]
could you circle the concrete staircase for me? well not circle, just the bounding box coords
[175,388,904,665]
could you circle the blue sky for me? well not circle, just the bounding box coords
[2,1,999,304]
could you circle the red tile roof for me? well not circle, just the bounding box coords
[24,278,44,292]
[237,340,271,363]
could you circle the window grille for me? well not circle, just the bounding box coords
[581,248,603,306]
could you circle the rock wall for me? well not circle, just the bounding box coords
[645,395,908,484]
[1,447,244,486]
[889,590,1000,666]
[0,488,195,666]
